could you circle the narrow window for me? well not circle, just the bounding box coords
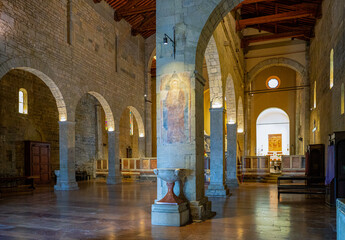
[105,117,108,131]
[341,83,344,114]
[19,88,28,114]
[330,49,334,89]
[129,111,134,136]
[313,81,316,109]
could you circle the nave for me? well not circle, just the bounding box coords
[0,182,336,240]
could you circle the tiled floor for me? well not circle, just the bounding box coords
[0,181,336,240]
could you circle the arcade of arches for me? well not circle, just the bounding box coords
[0,0,344,239]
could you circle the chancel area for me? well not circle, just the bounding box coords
[0,0,344,239]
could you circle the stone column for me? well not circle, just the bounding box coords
[226,123,239,188]
[138,136,146,158]
[107,130,121,184]
[206,108,229,197]
[54,121,78,191]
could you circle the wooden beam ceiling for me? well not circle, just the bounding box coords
[234,0,323,47]
[94,0,156,39]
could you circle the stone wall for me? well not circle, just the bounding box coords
[75,94,108,176]
[119,108,139,158]
[0,0,146,132]
[0,70,59,176]
[249,66,297,155]
[309,0,345,151]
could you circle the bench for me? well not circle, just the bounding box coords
[0,176,38,196]
[278,175,326,200]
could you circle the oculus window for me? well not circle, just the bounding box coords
[266,76,280,89]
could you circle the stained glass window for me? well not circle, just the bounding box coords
[105,117,108,131]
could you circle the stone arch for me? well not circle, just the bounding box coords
[195,0,243,74]
[237,96,244,133]
[205,36,223,107]
[88,91,115,131]
[247,58,307,84]
[147,47,156,72]
[0,58,68,121]
[127,106,145,137]
[225,74,236,123]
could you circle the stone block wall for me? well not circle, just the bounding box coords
[309,0,345,149]
[0,70,59,176]
[0,0,146,130]
[75,94,108,176]
[119,108,139,158]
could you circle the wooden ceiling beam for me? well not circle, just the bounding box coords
[114,0,143,21]
[234,0,277,11]
[121,5,155,17]
[236,9,316,31]
[241,31,307,47]
[132,13,155,36]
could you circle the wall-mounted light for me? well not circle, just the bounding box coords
[163,28,176,59]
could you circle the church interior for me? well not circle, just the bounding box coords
[0,0,344,239]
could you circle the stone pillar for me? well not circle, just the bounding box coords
[54,121,78,191]
[138,136,146,158]
[206,108,229,197]
[226,123,239,188]
[107,130,121,184]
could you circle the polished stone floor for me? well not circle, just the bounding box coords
[0,181,336,240]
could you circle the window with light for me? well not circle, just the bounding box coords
[266,76,280,89]
[19,88,28,114]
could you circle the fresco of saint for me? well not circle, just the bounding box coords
[165,78,186,143]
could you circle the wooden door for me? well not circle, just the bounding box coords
[26,142,51,184]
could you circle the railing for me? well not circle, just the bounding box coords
[121,158,157,174]
[240,156,270,175]
[281,155,305,174]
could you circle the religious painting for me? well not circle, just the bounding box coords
[160,72,191,144]
[268,134,282,152]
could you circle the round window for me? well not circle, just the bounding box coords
[266,76,280,89]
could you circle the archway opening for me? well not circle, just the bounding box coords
[75,93,110,180]
[0,69,61,184]
[256,108,290,157]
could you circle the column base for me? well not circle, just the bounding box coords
[151,202,190,226]
[226,179,239,189]
[205,184,229,197]
[189,197,215,221]
[54,181,79,191]
[106,176,122,185]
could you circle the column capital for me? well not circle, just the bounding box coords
[209,107,225,113]
[59,121,76,126]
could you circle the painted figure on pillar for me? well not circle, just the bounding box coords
[160,72,191,144]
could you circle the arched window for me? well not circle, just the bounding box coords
[330,49,334,89]
[341,83,344,115]
[19,88,28,114]
[129,111,134,136]
[314,81,317,109]
[266,76,280,89]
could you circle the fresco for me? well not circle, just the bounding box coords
[160,72,191,144]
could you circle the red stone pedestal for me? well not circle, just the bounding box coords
[157,182,184,205]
